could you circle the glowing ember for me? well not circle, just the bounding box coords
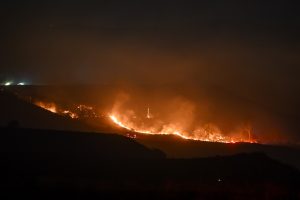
[76,104,99,118]
[109,114,257,143]
[63,110,78,119]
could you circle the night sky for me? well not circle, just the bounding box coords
[1,1,300,139]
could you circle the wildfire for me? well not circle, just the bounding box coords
[110,115,129,129]
[109,114,257,143]
[32,98,257,144]
[34,100,103,120]
[35,102,58,114]
[34,101,79,119]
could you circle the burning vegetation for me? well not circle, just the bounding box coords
[108,92,257,144]
[32,97,256,143]
[34,101,79,119]
[33,100,100,120]
[109,114,256,143]
[19,87,261,144]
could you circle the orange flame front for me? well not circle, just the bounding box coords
[34,101,79,119]
[109,114,257,144]
[33,98,257,144]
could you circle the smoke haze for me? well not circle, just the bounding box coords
[1,0,299,142]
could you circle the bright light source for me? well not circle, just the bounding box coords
[17,82,25,85]
[4,82,13,86]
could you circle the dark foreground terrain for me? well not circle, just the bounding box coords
[136,134,300,171]
[0,127,299,199]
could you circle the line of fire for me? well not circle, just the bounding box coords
[27,96,256,144]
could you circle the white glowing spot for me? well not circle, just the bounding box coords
[17,82,25,85]
[4,82,13,86]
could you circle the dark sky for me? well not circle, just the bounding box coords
[1,0,300,138]
[1,0,299,83]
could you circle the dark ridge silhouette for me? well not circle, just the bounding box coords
[0,127,165,160]
[6,120,20,129]
[0,89,97,132]
[136,134,300,170]
[0,127,299,199]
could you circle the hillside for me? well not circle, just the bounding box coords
[136,134,300,170]
[0,89,97,132]
[0,127,299,199]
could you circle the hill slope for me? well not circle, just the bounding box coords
[136,134,300,170]
[0,89,96,132]
[0,127,299,199]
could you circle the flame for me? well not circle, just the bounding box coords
[109,114,257,143]
[34,101,78,119]
[110,115,130,129]
[32,98,257,144]
[35,102,58,113]
[62,110,78,119]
